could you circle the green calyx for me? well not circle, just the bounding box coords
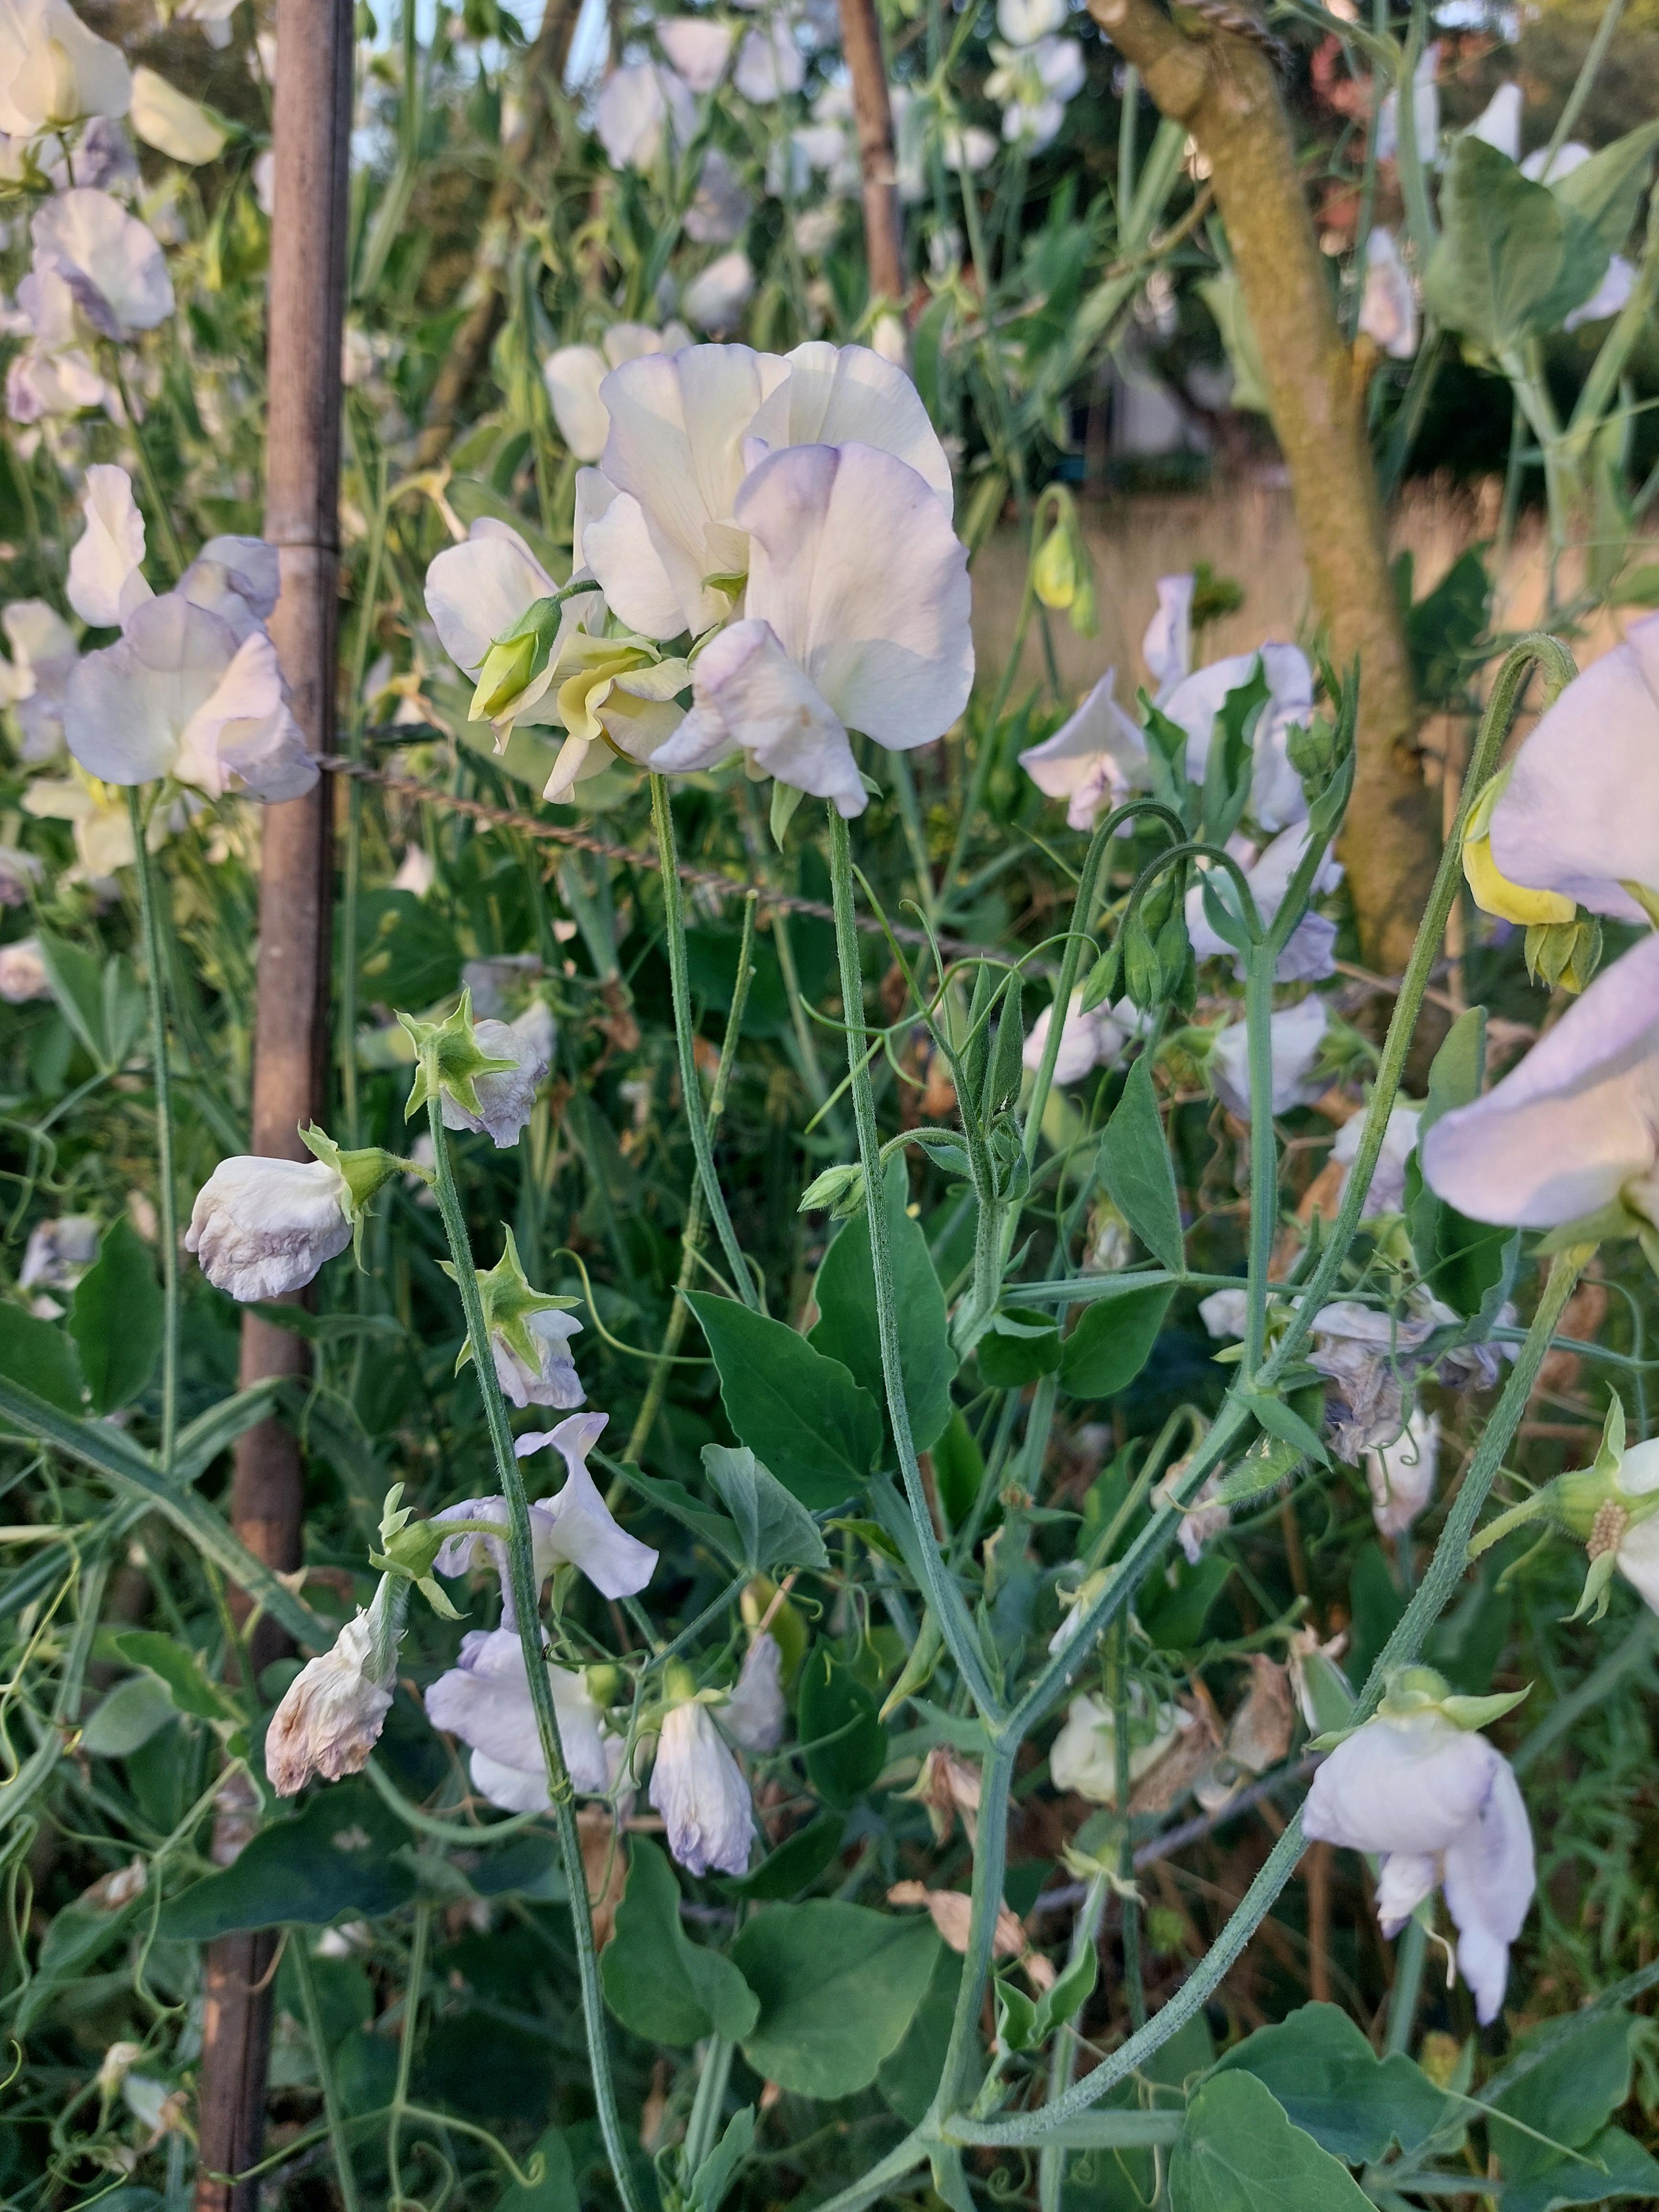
[399,990,517,1124]
[299,1123,405,1215]
[469,593,568,725]
[445,1227,578,1378]
[368,1482,463,1620]
[1311,1663,1531,1749]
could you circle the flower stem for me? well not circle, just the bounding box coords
[826,804,1002,1721]
[128,788,178,1473]
[1241,935,1280,1379]
[292,1942,364,2212]
[1038,1871,1109,2212]
[650,774,759,1309]
[423,1096,647,2212]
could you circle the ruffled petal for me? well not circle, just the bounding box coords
[745,341,954,509]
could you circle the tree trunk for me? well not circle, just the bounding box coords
[1088,0,1438,973]
[838,0,906,310]
[193,0,352,2201]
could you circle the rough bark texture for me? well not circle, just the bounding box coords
[415,0,582,467]
[838,0,905,309]
[1089,0,1438,973]
[193,0,352,2201]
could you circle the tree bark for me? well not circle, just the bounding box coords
[415,0,582,468]
[1087,0,1438,973]
[193,0,352,2201]
[838,0,905,310]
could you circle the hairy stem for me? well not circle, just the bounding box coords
[128,789,179,1473]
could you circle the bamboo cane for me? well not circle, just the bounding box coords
[193,0,353,2203]
[837,0,906,312]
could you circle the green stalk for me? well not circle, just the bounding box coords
[1543,0,1626,173]
[128,789,179,1473]
[683,2035,736,2174]
[650,774,759,1309]
[1385,1914,1428,2058]
[929,1736,1018,2118]
[293,1941,365,2212]
[339,434,390,1146]
[1241,937,1279,1379]
[1018,815,1115,1168]
[827,805,1002,1720]
[1112,1614,1145,2030]
[424,1096,648,2212]
[1038,1871,1109,2212]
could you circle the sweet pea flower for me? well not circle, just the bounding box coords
[1332,1101,1421,1218]
[1419,933,1659,1234]
[1466,80,1522,160]
[1162,641,1316,831]
[1185,824,1343,984]
[22,765,173,879]
[426,1628,612,1809]
[542,321,692,464]
[658,17,733,90]
[1303,1671,1535,2024]
[1207,996,1329,1120]
[439,1010,549,1146]
[0,933,48,999]
[1022,989,1129,1084]
[594,61,694,171]
[0,843,41,902]
[1359,227,1418,359]
[1367,1405,1439,1537]
[43,111,136,193]
[1565,254,1636,332]
[0,0,131,137]
[987,34,1084,149]
[734,20,803,101]
[266,1578,405,1795]
[67,462,147,627]
[681,249,754,333]
[5,259,108,420]
[686,148,752,247]
[185,1153,364,1301]
[129,66,227,165]
[1018,669,1148,828]
[1521,141,1591,182]
[177,0,239,44]
[1143,573,1194,698]
[942,124,998,173]
[511,1413,659,1599]
[1050,1687,1191,1805]
[18,1211,96,1290]
[1476,615,1659,925]
[494,1308,584,1410]
[1199,1285,1248,1340]
[647,440,971,812]
[31,188,172,339]
[997,0,1068,38]
[720,1632,786,1752]
[0,597,77,759]
[649,1692,756,1875]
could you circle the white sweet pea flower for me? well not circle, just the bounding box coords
[988,34,1083,148]
[942,124,998,173]
[426,1627,612,1809]
[594,61,694,171]
[43,111,136,193]
[1478,614,1659,925]
[1367,1405,1439,1537]
[266,1579,405,1795]
[1018,669,1149,829]
[650,1693,756,1875]
[997,0,1068,40]
[32,188,172,339]
[1050,1688,1190,1805]
[0,933,49,999]
[439,1012,549,1145]
[185,1154,357,1301]
[1199,1286,1247,1340]
[1022,989,1129,1084]
[543,322,692,463]
[659,17,733,90]
[0,597,77,758]
[1359,227,1418,359]
[391,844,434,896]
[771,118,859,198]
[649,440,972,814]
[177,0,239,46]
[720,1632,786,1752]
[22,765,176,880]
[1332,1102,1421,1218]
[1585,1436,1659,1616]
[1565,253,1636,332]
[1184,824,1343,983]
[0,0,130,136]
[6,257,109,421]
[1466,80,1522,161]
[1376,41,1438,166]
[734,20,803,101]
[744,339,953,507]
[511,1411,659,1599]
[1143,573,1194,699]
[686,148,753,246]
[682,249,755,334]
[1520,141,1591,182]
[129,66,227,164]
[1303,1679,1535,2024]
[492,1308,583,1409]
[1207,997,1329,1120]
[1419,933,1659,1233]
[67,463,148,627]
[1161,641,1316,831]
[18,1211,97,1290]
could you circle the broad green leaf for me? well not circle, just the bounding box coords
[1100,1056,1184,1275]
[608,1460,744,1564]
[1425,137,1605,353]
[877,1944,962,2123]
[353,887,463,1007]
[797,1645,887,1808]
[701,1443,829,1573]
[600,1837,759,2046]
[978,1305,1061,1387]
[67,1219,163,1415]
[1241,1386,1330,1469]
[0,1305,86,1419]
[1491,2010,1635,2183]
[1170,2071,1374,2211]
[112,1630,237,1724]
[686,1293,882,1509]
[157,1783,418,1937]
[1140,1551,1230,1651]
[810,1160,957,1453]
[732,1900,941,2099]
[1059,1283,1174,1399]
[499,2127,579,2212]
[35,931,143,1071]
[930,1410,984,1529]
[79,1672,177,1759]
[686,2105,754,2212]
[1552,122,1659,262]
[1405,1006,1515,1316]
[1499,2125,1659,2212]
[721,1810,846,1901]
[1214,2002,1451,2164]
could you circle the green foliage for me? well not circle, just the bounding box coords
[810,1160,957,1452]
[796,1644,887,1806]
[1100,1057,1185,1273]
[600,1838,759,2047]
[731,1901,941,2097]
[701,1443,830,1572]
[68,1220,163,1415]
[158,1785,420,1937]
[686,1292,883,1507]
[1214,2004,1451,2163]
[1170,2072,1375,2210]
[1426,137,1612,354]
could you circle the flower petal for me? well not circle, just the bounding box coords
[575,473,684,638]
[650,616,866,814]
[517,1410,659,1598]
[67,463,149,629]
[1440,1755,1534,2024]
[745,341,954,510]
[543,344,610,462]
[425,521,559,677]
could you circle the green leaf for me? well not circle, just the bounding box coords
[1241,1387,1330,1469]
[686,1293,882,1509]
[353,887,463,1007]
[686,2105,754,2212]
[157,1783,418,1937]
[499,2127,578,2212]
[809,1160,957,1453]
[732,1900,941,2099]
[701,1444,829,1573]
[1214,2002,1451,2164]
[1500,2126,1659,2212]
[1405,1007,1516,1317]
[1140,1550,1231,1650]
[797,1645,887,1808]
[67,1219,163,1415]
[720,1810,846,1901]
[978,1305,1062,1387]
[600,1837,759,2047]
[996,1974,1041,2052]
[1201,659,1270,847]
[877,1944,962,2123]
[1491,2011,1635,2184]
[609,1460,744,1564]
[1551,122,1659,262]
[1059,1283,1175,1399]
[1170,2071,1374,2212]
[0,1305,86,1420]
[1100,1055,1184,1275]
[113,1630,238,1724]
[1405,547,1492,709]
[79,1671,177,1758]
[1425,137,1606,353]
[34,931,144,1072]
[930,1410,984,1529]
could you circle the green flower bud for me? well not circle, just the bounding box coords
[398,989,518,1125]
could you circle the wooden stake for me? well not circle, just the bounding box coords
[193,0,352,2202]
[837,0,906,311]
